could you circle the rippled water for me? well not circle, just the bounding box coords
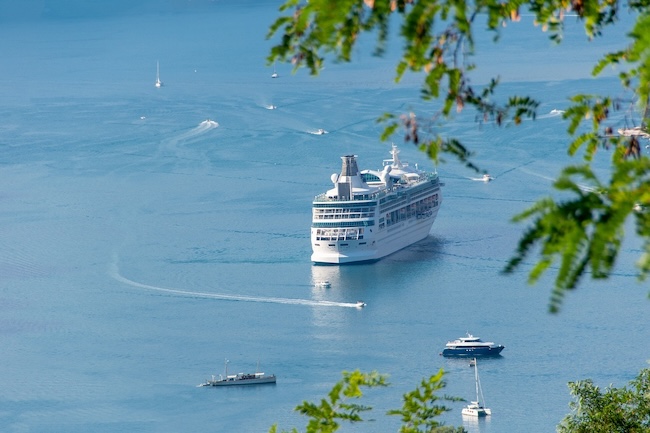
[0,2,647,433]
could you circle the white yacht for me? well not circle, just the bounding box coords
[311,144,442,264]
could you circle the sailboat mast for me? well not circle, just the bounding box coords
[474,359,480,403]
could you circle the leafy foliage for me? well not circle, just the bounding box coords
[268,370,465,433]
[387,369,465,433]
[557,368,650,432]
[267,0,650,311]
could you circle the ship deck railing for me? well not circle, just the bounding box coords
[314,173,438,203]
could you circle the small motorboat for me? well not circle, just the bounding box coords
[482,174,493,182]
[199,359,276,387]
[315,281,331,288]
[355,301,366,308]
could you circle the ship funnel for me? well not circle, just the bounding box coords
[340,155,359,177]
[332,155,370,200]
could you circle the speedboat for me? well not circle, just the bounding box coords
[355,301,366,308]
[315,281,331,288]
[482,174,493,182]
[442,333,504,357]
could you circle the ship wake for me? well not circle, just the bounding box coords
[109,261,360,308]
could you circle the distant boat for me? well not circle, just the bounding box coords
[271,61,278,78]
[442,333,504,357]
[482,174,493,182]
[618,125,650,138]
[355,300,366,308]
[315,281,331,288]
[462,358,492,417]
[619,95,650,138]
[198,359,276,387]
[155,61,163,88]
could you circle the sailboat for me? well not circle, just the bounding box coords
[155,61,163,88]
[271,61,278,78]
[618,95,650,139]
[462,358,492,417]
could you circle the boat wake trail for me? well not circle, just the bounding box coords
[160,120,220,155]
[108,262,360,308]
[537,109,565,119]
[173,119,219,142]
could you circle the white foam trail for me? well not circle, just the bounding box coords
[518,167,556,182]
[108,262,360,308]
[170,120,219,143]
[538,109,565,119]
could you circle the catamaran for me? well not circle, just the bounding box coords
[462,358,492,417]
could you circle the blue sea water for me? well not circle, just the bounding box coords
[0,2,648,433]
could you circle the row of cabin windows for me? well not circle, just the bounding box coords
[314,227,365,241]
[379,194,439,229]
[313,207,374,220]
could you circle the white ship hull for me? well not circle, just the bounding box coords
[311,208,439,264]
[311,145,442,264]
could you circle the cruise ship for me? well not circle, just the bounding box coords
[311,144,442,264]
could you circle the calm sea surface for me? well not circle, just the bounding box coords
[0,2,647,432]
